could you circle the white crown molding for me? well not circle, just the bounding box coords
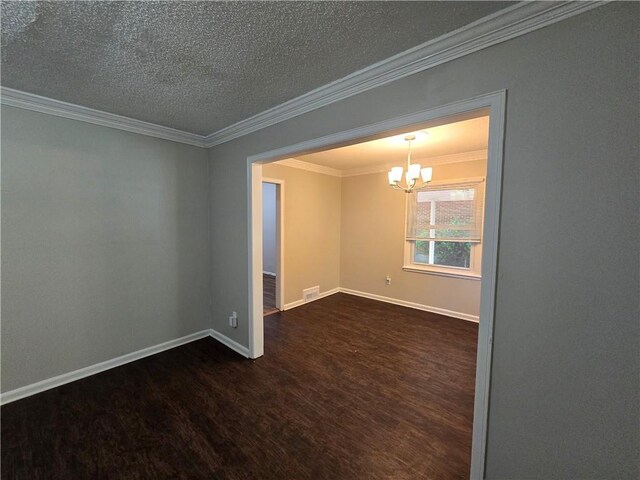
[1,2,605,149]
[338,163,395,178]
[274,158,343,177]
[203,1,606,148]
[1,87,206,148]
[413,149,488,167]
[274,149,488,178]
[341,149,488,177]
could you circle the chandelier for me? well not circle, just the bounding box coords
[387,134,432,193]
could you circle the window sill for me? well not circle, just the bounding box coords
[402,265,482,280]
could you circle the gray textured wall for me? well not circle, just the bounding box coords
[208,4,639,478]
[1,106,211,392]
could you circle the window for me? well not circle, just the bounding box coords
[404,179,484,278]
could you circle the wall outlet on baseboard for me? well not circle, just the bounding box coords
[229,311,238,328]
[302,286,320,302]
[385,276,391,285]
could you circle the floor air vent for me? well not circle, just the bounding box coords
[303,286,320,302]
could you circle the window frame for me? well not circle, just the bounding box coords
[402,177,485,280]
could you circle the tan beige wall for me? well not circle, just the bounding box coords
[340,159,486,317]
[262,163,341,305]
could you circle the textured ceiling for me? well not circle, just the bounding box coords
[293,115,489,171]
[1,1,510,135]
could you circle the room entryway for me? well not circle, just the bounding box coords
[263,273,277,315]
[248,92,506,477]
[262,180,283,316]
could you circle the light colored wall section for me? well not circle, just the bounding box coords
[262,182,277,274]
[208,4,639,477]
[262,163,341,305]
[1,106,211,392]
[340,160,485,317]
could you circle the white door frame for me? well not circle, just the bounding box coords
[246,90,506,479]
[262,178,285,311]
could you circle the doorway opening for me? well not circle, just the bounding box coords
[262,179,284,316]
[247,91,505,479]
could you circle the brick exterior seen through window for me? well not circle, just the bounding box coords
[416,200,474,228]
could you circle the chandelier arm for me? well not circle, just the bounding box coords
[413,180,432,191]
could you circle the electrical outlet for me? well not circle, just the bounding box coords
[385,276,391,285]
[229,311,238,328]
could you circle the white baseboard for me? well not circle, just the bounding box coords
[0,329,213,405]
[283,287,340,311]
[283,286,478,322]
[339,288,479,323]
[0,329,253,405]
[0,290,472,404]
[209,329,250,358]
[262,271,277,277]
[283,299,304,310]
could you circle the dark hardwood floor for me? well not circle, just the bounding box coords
[1,293,478,479]
[263,273,278,316]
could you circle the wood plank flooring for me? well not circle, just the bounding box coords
[1,293,478,479]
[263,273,278,316]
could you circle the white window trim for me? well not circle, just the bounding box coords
[403,176,485,279]
[402,259,482,280]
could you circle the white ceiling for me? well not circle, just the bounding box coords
[289,115,490,174]
[1,1,510,135]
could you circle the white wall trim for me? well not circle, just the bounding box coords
[1,3,603,150]
[249,164,265,359]
[209,330,250,358]
[401,265,482,281]
[417,149,488,167]
[205,1,604,147]
[274,158,342,177]
[283,287,341,311]
[339,288,479,323]
[274,149,488,178]
[0,330,212,405]
[263,271,276,277]
[339,162,402,178]
[0,329,255,405]
[283,286,478,322]
[0,87,206,148]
